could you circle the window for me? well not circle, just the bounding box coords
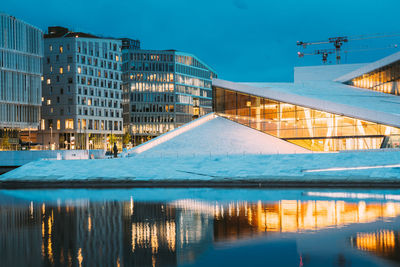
[47,79,51,85]
[59,67,63,74]
[59,45,63,53]
[57,120,60,130]
[49,45,53,51]
[65,119,74,129]
[47,99,51,105]
[77,67,81,74]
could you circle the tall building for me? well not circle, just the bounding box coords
[40,26,125,150]
[0,13,43,150]
[122,49,217,144]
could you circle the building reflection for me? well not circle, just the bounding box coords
[350,230,400,264]
[0,198,400,266]
[211,200,400,241]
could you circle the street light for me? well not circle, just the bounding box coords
[49,126,53,150]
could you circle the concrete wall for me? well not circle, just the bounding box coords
[0,150,105,167]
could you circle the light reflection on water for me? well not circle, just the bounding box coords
[1,189,400,267]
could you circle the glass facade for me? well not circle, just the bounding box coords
[0,13,43,150]
[122,50,217,145]
[213,86,400,151]
[346,60,400,95]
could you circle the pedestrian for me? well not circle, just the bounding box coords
[113,142,118,158]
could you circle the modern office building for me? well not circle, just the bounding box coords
[0,13,43,150]
[122,49,217,144]
[40,26,125,150]
[212,51,400,152]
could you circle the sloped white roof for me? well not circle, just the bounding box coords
[126,113,310,156]
[213,78,400,128]
[294,63,368,82]
[335,51,400,82]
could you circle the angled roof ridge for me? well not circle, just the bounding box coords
[213,78,400,128]
[335,51,400,82]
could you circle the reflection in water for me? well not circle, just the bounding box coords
[0,196,400,266]
[351,230,400,264]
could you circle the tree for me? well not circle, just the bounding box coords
[123,132,131,145]
[1,136,10,150]
[109,134,117,145]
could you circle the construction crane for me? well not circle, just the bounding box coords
[298,44,399,64]
[297,37,348,64]
[297,33,400,64]
[297,49,335,64]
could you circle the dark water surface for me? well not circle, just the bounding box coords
[1,188,400,267]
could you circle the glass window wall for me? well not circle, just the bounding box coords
[213,86,400,151]
[347,60,400,95]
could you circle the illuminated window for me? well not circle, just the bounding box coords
[59,45,63,53]
[49,45,53,51]
[41,76,44,81]
[47,79,51,85]
[41,119,45,130]
[57,120,60,130]
[67,65,70,72]
[47,99,51,105]
[65,119,74,129]
[50,108,54,113]
[88,99,92,106]
[59,67,63,74]
[77,67,81,74]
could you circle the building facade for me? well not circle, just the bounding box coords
[336,51,400,96]
[122,49,217,144]
[213,51,400,152]
[40,27,125,150]
[0,13,43,150]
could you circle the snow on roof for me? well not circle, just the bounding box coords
[294,63,368,82]
[213,78,400,128]
[335,51,400,82]
[127,114,310,157]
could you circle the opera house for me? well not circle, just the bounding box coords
[212,51,400,152]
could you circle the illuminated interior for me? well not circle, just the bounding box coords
[347,60,400,95]
[213,86,400,151]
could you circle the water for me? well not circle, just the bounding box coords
[1,188,400,267]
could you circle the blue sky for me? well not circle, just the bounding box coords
[3,0,400,81]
